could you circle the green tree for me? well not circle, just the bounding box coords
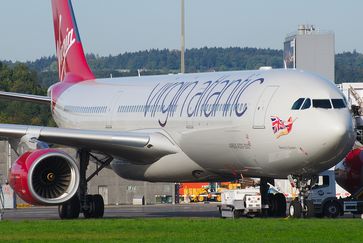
[0,63,53,126]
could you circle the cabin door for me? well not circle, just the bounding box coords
[253,86,279,129]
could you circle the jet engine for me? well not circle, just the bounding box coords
[9,149,79,205]
[335,148,363,196]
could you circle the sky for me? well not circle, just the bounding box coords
[0,0,363,61]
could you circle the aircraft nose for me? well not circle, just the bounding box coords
[325,111,355,157]
[332,115,350,139]
[306,110,356,171]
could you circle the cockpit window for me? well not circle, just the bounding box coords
[312,99,332,109]
[331,99,347,109]
[291,98,305,110]
[301,98,311,110]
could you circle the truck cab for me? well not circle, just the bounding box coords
[308,170,363,218]
[308,170,341,217]
[309,170,336,204]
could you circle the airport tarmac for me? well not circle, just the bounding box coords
[2,203,361,220]
[1,203,220,220]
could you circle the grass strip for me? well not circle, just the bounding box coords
[0,218,362,242]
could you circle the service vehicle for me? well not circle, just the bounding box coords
[218,186,286,218]
[308,170,363,218]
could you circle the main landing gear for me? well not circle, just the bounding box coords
[288,175,316,218]
[260,178,287,217]
[58,150,113,219]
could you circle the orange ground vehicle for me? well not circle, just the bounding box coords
[180,181,254,202]
[179,183,210,202]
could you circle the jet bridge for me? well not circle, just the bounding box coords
[339,83,363,144]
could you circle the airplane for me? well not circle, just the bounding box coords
[0,0,356,219]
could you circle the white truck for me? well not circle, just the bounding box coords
[308,170,363,218]
[217,187,262,218]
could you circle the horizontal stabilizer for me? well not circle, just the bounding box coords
[0,91,51,105]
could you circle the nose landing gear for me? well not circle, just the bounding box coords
[288,175,316,218]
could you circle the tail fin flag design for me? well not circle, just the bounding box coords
[51,0,95,82]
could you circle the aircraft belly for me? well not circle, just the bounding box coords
[110,152,230,182]
[179,127,254,175]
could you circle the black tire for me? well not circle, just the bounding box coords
[289,200,302,218]
[233,209,242,219]
[246,213,255,219]
[58,204,68,219]
[303,200,315,218]
[93,194,104,218]
[267,194,278,217]
[58,196,80,219]
[324,201,341,218]
[268,193,286,217]
[83,194,104,218]
[275,193,287,217]
[83,195,94,219]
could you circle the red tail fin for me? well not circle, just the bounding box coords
[51,0,95,82]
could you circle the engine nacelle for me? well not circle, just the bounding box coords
[335,148,363,196]
[9,149,79,205]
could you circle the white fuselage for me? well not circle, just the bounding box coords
[51,69,355,182]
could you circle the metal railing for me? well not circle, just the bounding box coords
[356,129,363,144]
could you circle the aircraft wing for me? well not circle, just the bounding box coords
[0,91,51,105]
[0,124,178,165]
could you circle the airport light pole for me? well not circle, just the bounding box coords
[181,0,185,73]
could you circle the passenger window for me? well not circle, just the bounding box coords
[331,99,346,109]
[291,98,305,110]
[312,99,332,109]
[301,98,311,110]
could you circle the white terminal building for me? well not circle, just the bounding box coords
[284,24,335,82]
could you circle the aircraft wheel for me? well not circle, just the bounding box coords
[275,193,287,217]
[58,196,80,219]
[324,201,340,218]
[289,199,302,218]
[233,209,242,219]
[83,195,94,219]
[93,194,105,218]
[268,193,286,217]
[303,200,315,218]
[267,194,277,217]
[83,194,104,218]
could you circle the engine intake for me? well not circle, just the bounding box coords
[9,149,79,205]
[335,148,363,197]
